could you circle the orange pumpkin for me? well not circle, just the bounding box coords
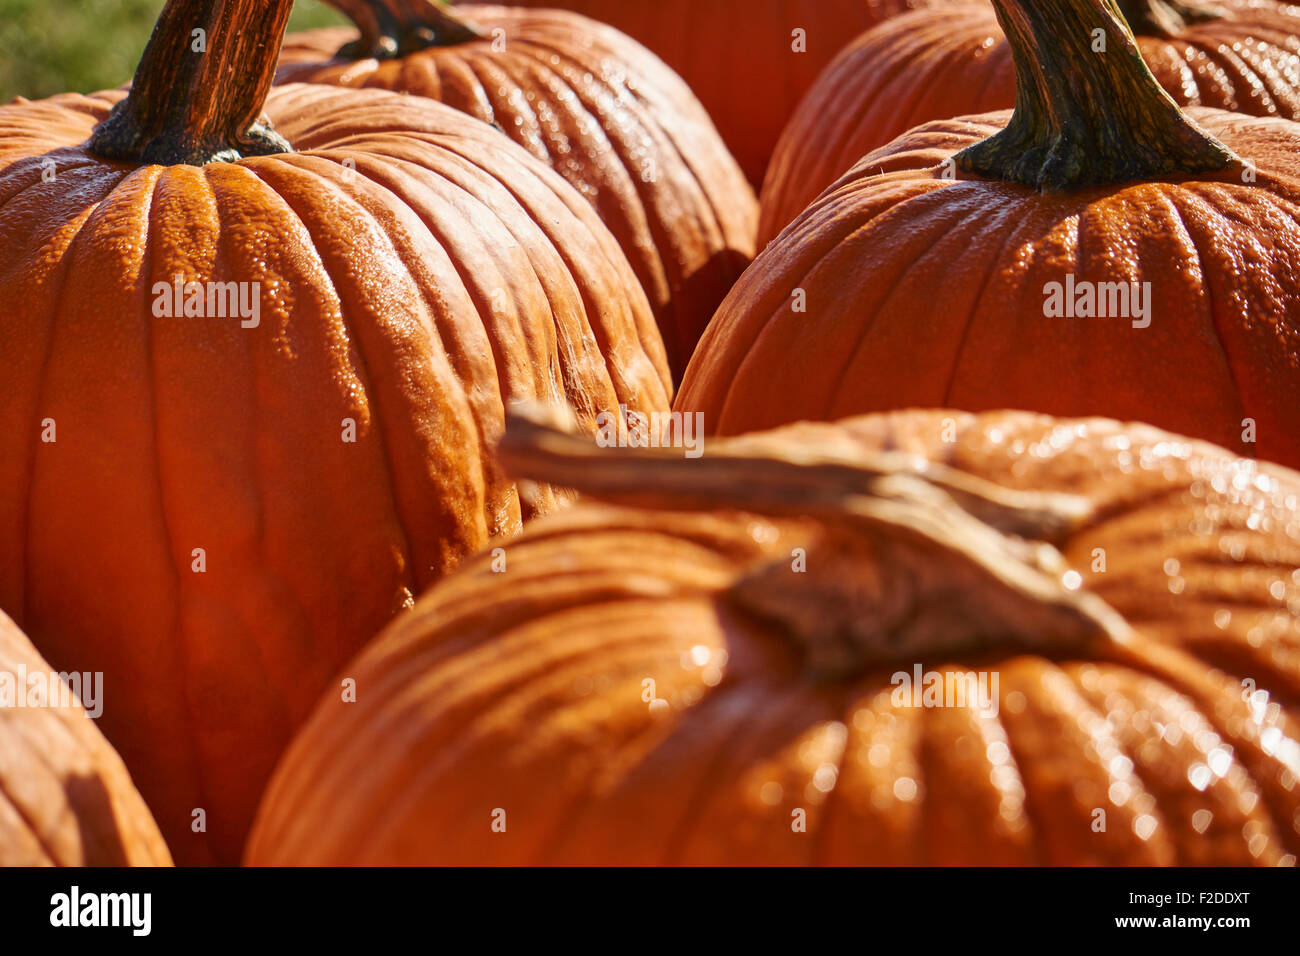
[0,609,171,866]
[245,408,1300,865]
[0,0,668,864]
[761,0,1300,243]
[466,0,951,187]
[278,1,757,381]
[680,0,1300,470]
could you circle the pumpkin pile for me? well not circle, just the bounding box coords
[0,0,1297,869]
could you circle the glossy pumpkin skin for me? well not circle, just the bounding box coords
[278,5,758,382]
[0,83,670,864]
[246,410,1300,865]
[681,109,1300,468]
[761,1,1300,243]
[467,0,948,187]
[0,610,171,866]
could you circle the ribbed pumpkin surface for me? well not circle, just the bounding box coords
[761,0,1300,242]
[247,410,1300,865]
[467,0,950,186]
[0,82,669,863]
[279,4,758,380]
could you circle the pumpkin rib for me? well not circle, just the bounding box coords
[13,177,110,628]
[1105,638,1300,857]
[937,199,1035,408]
[290,150,512,516]
[1163,187,1248,429]
[708,181,936,427]
[360,617,685,866]
[138,169,224,835]
[824,187,998,418]
[235,162,431,588]
[483,40,736,377]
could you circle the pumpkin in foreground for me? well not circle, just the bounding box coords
[0,610,171,866]
[0,0,669,864]
[246,408,1300,865]
[760,0,1300,242]
[464,0,952,187]
[278,0,758,381]
[680,0,1300,470]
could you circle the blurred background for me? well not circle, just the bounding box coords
[0,0,347,102]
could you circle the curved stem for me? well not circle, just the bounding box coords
[89,0,293,166]
[324,0,484,59]
[956,0,1240,190]
[499,406,1133,679]
[1117,0,1225,35]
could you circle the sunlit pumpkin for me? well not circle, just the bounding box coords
[278,0,757,381]
[0,0,669,864]
[761,0,1300,243]
[680,0,1300,471]
[245,407,1300,865]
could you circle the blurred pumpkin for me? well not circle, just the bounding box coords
[0,0,668,864]
[0,609,171,866]
[680,0,1300,470]
[464,0,952,186]
[761,0,1300,243]
[246,407,1300,865]
[278,0,758,381]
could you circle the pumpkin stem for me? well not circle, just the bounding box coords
[499,407,1135,679]
[322,0,484,59]
[1117,0,1225,35]
[956,0,1241,190]
[88,0,294,166]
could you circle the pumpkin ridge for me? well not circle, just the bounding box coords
[343,609,691,864]
[938,195,1034,409]
[712,180,944,429]
[653,680,816,866]
[240,156,465,585]
[1160,186,1250,442]
[462,39,705,367]
[1104,638,1300,856]
[823,185,996,419]
[139,166,222,849]
[11,170,115,628]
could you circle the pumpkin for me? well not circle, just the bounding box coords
[277,1,757,382]
[0,609,171,866]
[679,0,1300,470]
[460,0,951,187]
[0,0,669,864]
[245,407,1300,865]
[761,0,1300,244]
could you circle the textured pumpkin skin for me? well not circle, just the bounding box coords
[246,410,1300,865]
[760,1,1300,243]
[0,610,171,866]
[681,109,1300,468]
[0,83,669,864]
[278,5,757,381]
[464,0,949,187]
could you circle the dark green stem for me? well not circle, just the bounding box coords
[89,0,293,166]
[956,0,1240,190]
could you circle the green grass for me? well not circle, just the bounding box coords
[0,0,347,102]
